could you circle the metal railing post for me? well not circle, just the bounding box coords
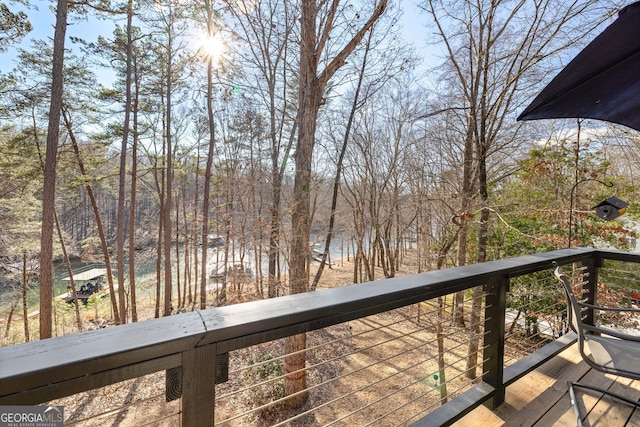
[482,275,508,408]
[181,343,217,426]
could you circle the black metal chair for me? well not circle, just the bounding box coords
[554,263,640,426]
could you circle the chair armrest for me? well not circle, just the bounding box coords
[578,301,640,314]
[582,319,640,342]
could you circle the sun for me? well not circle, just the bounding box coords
[198,32,226,59]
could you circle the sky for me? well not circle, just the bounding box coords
[2,0,440,80]
[3,2,114,72]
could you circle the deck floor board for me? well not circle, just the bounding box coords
[452,344,640,427]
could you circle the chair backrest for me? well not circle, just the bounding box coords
[554,265,598,369]
[553,264,640,380]
[554,266,582,333]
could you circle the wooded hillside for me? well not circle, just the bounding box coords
[0,0,637,347]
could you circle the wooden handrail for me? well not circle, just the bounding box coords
[2,247,636,424]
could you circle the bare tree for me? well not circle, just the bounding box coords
[128,30,142,322]
[146,0,191,317]
[310,15,411,289]
[309,29,376,290]
[226,0,298,299]
[423,0,623,378]
[286,0,388,408]
[22,252,31,341]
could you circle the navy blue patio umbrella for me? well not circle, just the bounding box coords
[517,2,640,131]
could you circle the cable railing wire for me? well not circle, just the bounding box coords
[63,392,173,427]
[217,304,488,426]
[216,309,446,424]
[218,314,421,403]
[219,315,444,400]
[271,335,463,427]
[369,362,490,427]
[301,341,487,427]
[395,375,491,427]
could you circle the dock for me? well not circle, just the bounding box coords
[61,266,107,303]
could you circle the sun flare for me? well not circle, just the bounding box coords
[198,32,226,59]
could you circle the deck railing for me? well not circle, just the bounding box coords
[2,248,640,426]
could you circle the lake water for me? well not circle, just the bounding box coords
[0,237,350,316]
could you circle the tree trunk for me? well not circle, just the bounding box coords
[267,192,282,298]
[116,0,134,325]
[155,206,163,318]
[219,207,231,304]
[453,124,475,328]
[163,3,174,316]
[431,222,461,403]
[285,0,387,408]
[284,1,320,406]
[40,0,68,339]
[22,253,30,341]
[5,296,18,339]
[54,213,82,331]
[129,55,140,322]
[200,107,214,309]
[62,109,120,324]
[436,296,448,404]
[466,142,490,379]
[192,144,200,308]
[182,184,191,306]
[154,148,165,319]
[163,24,174,317]
[201,0,216,309]
[175,198,181,309]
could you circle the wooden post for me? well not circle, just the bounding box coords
[181,344,217,426]
[482,276,508,408]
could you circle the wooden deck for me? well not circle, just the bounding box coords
[453,343,640,426]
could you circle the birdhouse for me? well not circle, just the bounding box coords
[592,196,628,221]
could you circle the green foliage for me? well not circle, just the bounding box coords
[52,298,78,335]
[489,139,635,257]
[86,291,108,320]
[0,127,43,256]
[0,3,31,53]
[489,213,563,259]
[243,353,285,407]
[0,127,43,192]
